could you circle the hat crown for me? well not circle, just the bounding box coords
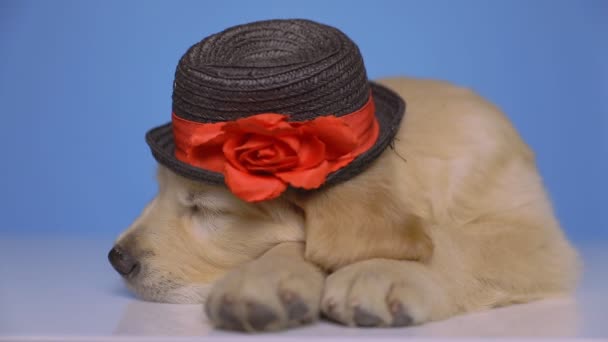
[172,19,370,122]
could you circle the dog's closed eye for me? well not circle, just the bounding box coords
[180,191,209,216]
[188,203,202,214]
[189,204,230,218]
[183,191,232,217]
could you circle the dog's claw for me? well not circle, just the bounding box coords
[353,306,384,327]
[217,296,245,331]
[246,301,278,331]
[390,301,413,327]
[280,291,309,320]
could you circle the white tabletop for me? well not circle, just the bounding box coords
[1,236,606,341]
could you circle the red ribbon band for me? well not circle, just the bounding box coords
[172,95,379,202]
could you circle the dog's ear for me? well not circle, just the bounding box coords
[292,153,434,271]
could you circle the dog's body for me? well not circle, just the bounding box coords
[114,77,579,331]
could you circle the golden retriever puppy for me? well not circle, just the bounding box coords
[110,77,579,331]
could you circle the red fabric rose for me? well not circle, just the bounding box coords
[173,96,378,202]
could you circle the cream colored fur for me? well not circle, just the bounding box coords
[114,77,579,331]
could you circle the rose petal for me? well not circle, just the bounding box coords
[327,153,355,173]
[277,135,301,152]
[296,136,326,169]
[224,163,287,202]
[303,116,358,159]
[223,135,249,172]
[274,139,296,157]
[225,114,295,136]
[234,135,273,152]
[236,136,273,165]
[245,156,298,172]
[236,138,298,172]
[239,148,276,165]
[238,149,257,165]
[245,149,299,171]
[257,147,276,159]
[276,160,331,189]
[265,140,299,171]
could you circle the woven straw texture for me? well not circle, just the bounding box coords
[173,19,370,122]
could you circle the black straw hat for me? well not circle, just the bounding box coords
[146,19,405,199]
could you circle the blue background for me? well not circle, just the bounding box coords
[0,0,605,242]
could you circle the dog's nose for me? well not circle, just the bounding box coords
[108,246,139,276]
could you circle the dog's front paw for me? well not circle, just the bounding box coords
[321,259,443,327]
[205,258,324,332]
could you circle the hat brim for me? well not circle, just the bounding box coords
[145,82,405,187]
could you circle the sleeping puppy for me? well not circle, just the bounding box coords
[110,77,580,331]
